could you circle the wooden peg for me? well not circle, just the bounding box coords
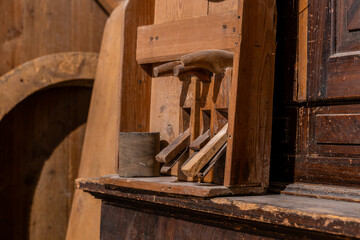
[153,61,182,77]
[181,49,234,74]
[174,65,212,82]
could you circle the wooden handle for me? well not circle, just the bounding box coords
[153,61,182,77]
[181,49,234,74]
[174,65,212,82]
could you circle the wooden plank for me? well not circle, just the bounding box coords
[181,123,228,178]
[190,129,211,151]
[98,175,259,197]
[160,147,189,175]
[156,128,190,163]
[97,0,121,14]
[224,0,277,188]
[315,114,360,144]
[66,1,155,240]
[136,11,237,64]
[208,0,238,15]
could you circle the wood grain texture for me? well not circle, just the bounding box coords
[98,175,260,197]
[118,132,160,177]
[96,0,121,14]
[66,1,155,239]
[79,178,360,239]
[0,0,107,77]
[0,87,91,240]
[225,0,277,187]
[182,124,228,178]
[0,52,98,120]
[136,11,237,64]
[156,128,190,163]
[315,114,360,144]
[190,129,211,151]
[296,0,307,101]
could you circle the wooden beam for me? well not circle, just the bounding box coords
[136,11,237,64]
[181,123,228,178]
[224,0,277,188]
[189,129,211,151]
[97,0,121,14]
[156,128,190,163]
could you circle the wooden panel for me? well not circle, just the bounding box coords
[0,87,91,240]
[66,2,155,240]
[0,0,107,77]
[315,114,360,144]
[347,1,360,31]
[224,0,277,187]
[100,202,271,240]
[208,0,238,14]
[136,11,237,64]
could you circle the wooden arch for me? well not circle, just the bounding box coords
[0,52,98,121]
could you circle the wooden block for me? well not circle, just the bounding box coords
[136,11,237,64]
[181,124,228,178]
[156,128,190,163]
[190,129,211,151]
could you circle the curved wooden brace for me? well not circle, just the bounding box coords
[174,65,212,82]
[153,61,182,77]
[0,52,98,121]
[181,49,234,74]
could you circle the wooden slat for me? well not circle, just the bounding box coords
[181,124,228,178]
[97,0,121,14]
[66,1,155,240]
[156,128,190,163]
[224,0,277,188]
[190,129,211,151]
[136,11,237,64]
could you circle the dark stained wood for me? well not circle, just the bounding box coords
[347,1,360,31]
[0,87,91,240]
[118,132,160,177]
[78,178,360,239]
[156,128,190,163]
[225,0,277,188]
[315,114,360,144]
[98,175,261,197]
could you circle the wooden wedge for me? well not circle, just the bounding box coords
[189,129,211,151]
[181,123,228,178]
[156,128,190,163]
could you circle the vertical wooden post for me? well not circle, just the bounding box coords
[224,0,277,188]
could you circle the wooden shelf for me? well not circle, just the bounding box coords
[98,174,262,197]
[77,177,360,238]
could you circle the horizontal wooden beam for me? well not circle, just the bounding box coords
[136,11,237,64]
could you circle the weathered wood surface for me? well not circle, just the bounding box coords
[0,52,98,120]
[0,88,91,240]
[137,11,237,64]
[190,129,211,151]
[156,128,190,163]
[118,132,160,177]
[78,178,360,239]
[182,124,228,178]
[97,0,121,14]
[66,1,155,240]
[225,0,277,188]
[98,175,261,197]
[0,0,107,77]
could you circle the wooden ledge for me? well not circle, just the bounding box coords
[77,177,360,238]
[98,174,262,197]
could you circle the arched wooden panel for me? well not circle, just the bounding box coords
[0,52,98,120]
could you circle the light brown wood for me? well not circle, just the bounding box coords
[189,129,211,151]
[208,0,238,15]
[97,175,261,197]
[0,52,98,121]
[136,11,237,64]
[97,0,121,14]
[174,65,213,82]
[160,147,189,175]
[181,49,234,74]
[296,0,308,101]
[181,123,228,178]
[224,0,277,188]
[66,1,155,239]
[0,0,107,77]
[156,128,190,163]
[153,61,182,77]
